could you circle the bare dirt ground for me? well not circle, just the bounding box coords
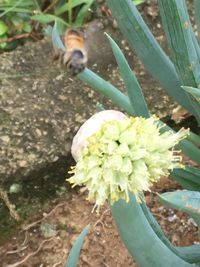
[0,178,198,267]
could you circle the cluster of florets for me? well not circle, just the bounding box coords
[68,110,187,209]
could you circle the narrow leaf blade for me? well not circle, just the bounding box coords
[111,193,193,267]
[194,0,200,44]
[52,21,66,52]
[107,0,196,116]
[75,0,94,27]
[158,191,200,228]
[78,68,134,115]
[141,200,200,263]
[158,0,200,123]
[55,0,88,15]
[31,13,69,26]
[65,224,90,267]
[182,86,200,100]
[105,33,150,118]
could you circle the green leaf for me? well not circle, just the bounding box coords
[1,0,34,7]
[31,13,69,27]
[107,0,196,116]
[159,122,200,165]
[111,193,193,267]
[158,190,200,228]
[141,200,200,263]
[176,245,200,264]
[133,0,145,5]
[158,0,200,86]
[52,21,65,52]
[0,0,23,18]
[74,0,94,26]
[171,166,200,191]
[78,68,134,115]
[178,138,200,165]
[65,224,89,267]
[105,33,150,118]
[0,7,33,13]
[187,130,200,146]
[194,0,200,44]
[158,0,200,124]
[0,20,8,35]
[55,0,89,16]
[182,86,200,101]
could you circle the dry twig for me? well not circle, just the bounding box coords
[22,202,66,231]
[94,209,110,229]
[6,237,55,267]
[0,186,20,221]
[52,261,62,267]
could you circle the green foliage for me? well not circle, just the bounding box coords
[171,166,200,191]
[158,0,200,124]
[133,0,145,5]
[182,86,200,102]
[0,0,94,51]
[50,0,200,266]
[105,33,150,118]
[158,191,200,228]
[65,224,89,267]
[111,193,193,267]
[107,0,197,117]
[194,0,200,43]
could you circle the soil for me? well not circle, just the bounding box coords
[0,1,199,267]
[0,178,198,267]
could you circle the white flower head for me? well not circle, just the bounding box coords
[68,110,188,209]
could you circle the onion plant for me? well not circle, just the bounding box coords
[52,0,200,266]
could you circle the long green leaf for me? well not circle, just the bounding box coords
[55,0,89,16]
[75,0,94,26]
[187,131,200,146]
[194,0,200,44]
[171,167,200,193]
[141,200,200,263]
[176,245,200,264]
[111,193,193,267]
[0,0,34,7]
[182,86,200,101]
[133,0,145,5]
[158,191,200,228]
[31,13,69,26]
[158,0,200,124]
[178,138,200,165]
[107,0,196,116]
[0,7,33,13]
[105,33,150,118]
[52,21,66,52]
[0,0,23,18]
[173,167,200,186]
[158,0,200,85]
[78,68,134,115]
[65,224,90,267]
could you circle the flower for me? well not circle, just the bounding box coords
[68,110,188,209]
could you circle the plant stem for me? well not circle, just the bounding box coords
[68,0,73,26]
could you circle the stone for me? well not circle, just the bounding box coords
[0,19,176,184]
